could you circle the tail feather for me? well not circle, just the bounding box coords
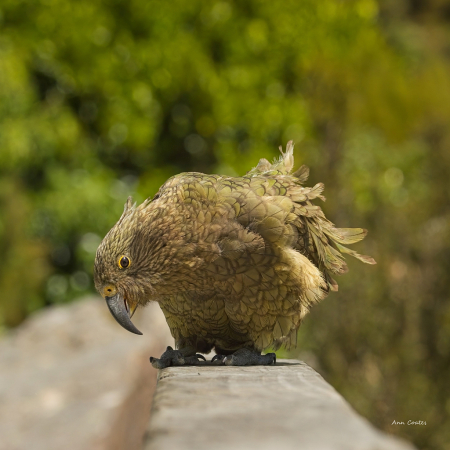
[323,227,368,245]
[306,183,326,202]
[335,242,377,265]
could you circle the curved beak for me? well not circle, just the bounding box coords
[105,293,143,335]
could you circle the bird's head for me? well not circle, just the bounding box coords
[94,196,157,335]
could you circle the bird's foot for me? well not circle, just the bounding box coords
[212,348,276,366]
[149,346,206,369]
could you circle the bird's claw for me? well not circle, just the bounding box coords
[224,349,277,366]
[211,354,226,365]
[149,346,206,369]
[185,353,206,365]
[211,349,276,366]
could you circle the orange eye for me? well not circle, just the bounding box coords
[118,255,131,269]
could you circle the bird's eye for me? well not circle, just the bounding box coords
[118,255,131,269]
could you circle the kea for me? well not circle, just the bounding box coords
[94,141,375,367]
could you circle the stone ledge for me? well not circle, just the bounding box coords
[0,297,172,450]
[144,360,416,450]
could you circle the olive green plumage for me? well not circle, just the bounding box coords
[94,142,375,355]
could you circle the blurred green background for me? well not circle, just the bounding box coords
[1,0,449,448]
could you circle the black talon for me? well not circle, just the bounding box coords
[262,352,276,365]
[211,354,225,364]
[184,353,207,365]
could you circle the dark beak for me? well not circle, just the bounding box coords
[105,293,143,335]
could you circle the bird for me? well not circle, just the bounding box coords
[94,141,375,367]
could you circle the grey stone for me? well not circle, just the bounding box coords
[0,297,173,450]
[144,361,416,450]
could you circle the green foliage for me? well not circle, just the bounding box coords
[1,0,449,448]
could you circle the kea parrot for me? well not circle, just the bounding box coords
[94,142,375,367]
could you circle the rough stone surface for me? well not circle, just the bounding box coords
[0,297,172,450]
[144,361,417,450]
